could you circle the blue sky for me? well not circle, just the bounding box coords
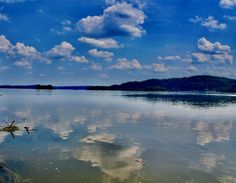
[0,0,236,85]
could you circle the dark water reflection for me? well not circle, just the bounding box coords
[0,90,236,183]
[124,93,236,107]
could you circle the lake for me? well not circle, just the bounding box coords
[0,90,236,183]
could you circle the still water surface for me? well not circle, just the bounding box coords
[0,90,236,183]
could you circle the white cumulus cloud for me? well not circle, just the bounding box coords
[220,0,236,8]
[0,35,11,52]
[197,37,231,53]
[47,41,75,58]
[0,35,89,68]
[224,15,236,20]
[46,41,89,63]
[78,37,120,48]
[157,55,181,61]
[72,56,88,63]
[144,63,168,72]
[190,16,226,31]
[0,13,9,22]
[151,63,168,72]
[201,16,226,31]
[192,37,233,64]
[88,48,114,61]
[9,42,38,57]
[13,59,32,69]
[110,58,142,70]
[0,34,39,58]
[77,2,145,38]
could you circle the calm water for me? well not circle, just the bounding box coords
[0,90,236,183]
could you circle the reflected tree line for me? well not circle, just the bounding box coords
[124,93,236,107]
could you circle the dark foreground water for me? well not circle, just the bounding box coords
[0,90,236,183]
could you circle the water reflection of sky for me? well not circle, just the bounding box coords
[0,90,236,182]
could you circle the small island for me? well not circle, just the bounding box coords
[35,85,54,90]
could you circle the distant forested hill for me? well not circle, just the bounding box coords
[89,75,236,92]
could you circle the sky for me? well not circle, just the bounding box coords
[0,0,236,85]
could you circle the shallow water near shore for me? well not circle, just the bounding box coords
[0,90,236,183]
